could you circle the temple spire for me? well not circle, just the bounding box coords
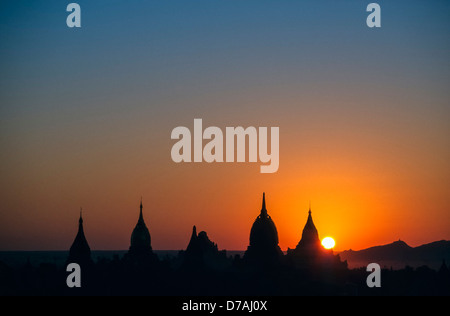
[139,197,143,221]
[79,207,83,228]
[245,192,283,265]
[128,198,154,259]
[67,206,92,266]
[261,192,267,217]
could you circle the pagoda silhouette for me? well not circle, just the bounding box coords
[123,198,159,266]
[67,209,93,269]
[180,225,228,270]
[63,193,351,295]
[243,193,283,267]
[287,204,347,271]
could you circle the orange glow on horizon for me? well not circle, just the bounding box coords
[0,79,449,252]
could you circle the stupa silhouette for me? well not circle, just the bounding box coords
[243,193,283,266]
[287,204,347,270]
[180,225,227,270]
[67,209,93,268]
[124,198,158,264]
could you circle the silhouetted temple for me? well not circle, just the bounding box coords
[243,193,283,266]
[180,225,228,270]
[67,209,93,267]
[186,226,218,255]
[287,205,346,270]
[7,193,450,296]
[295,206,322,254]
[125,199,157,263]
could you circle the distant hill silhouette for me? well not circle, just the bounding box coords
[339,240,450,270]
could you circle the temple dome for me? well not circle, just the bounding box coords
[67,209,92,266]
[244,193,283,265]
[129,199,152,255]
[249,195,279,249]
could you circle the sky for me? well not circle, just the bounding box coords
[0,0,449,252]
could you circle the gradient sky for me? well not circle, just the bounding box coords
[0,0,449,251]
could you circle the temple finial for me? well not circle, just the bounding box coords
[262,192,266,208]
[308,201,311,215]
[78,207,84,228]
[261,192,267,217]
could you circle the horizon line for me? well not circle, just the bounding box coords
[1,238,449,253]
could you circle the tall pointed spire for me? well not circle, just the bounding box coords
[139,197,143,221]
[261,192,267,217]
[78,207,84,231]
[76,207,86,239]
[190,225,197,243]
[306,202,315,230]
[186,225,198,254]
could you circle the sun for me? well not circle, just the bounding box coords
[321,237,335,250]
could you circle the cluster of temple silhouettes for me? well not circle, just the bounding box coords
[65,193,351,294]
[3,193,449,295]
[71,193,345,268]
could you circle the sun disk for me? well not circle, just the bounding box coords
[321,237,335,249]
